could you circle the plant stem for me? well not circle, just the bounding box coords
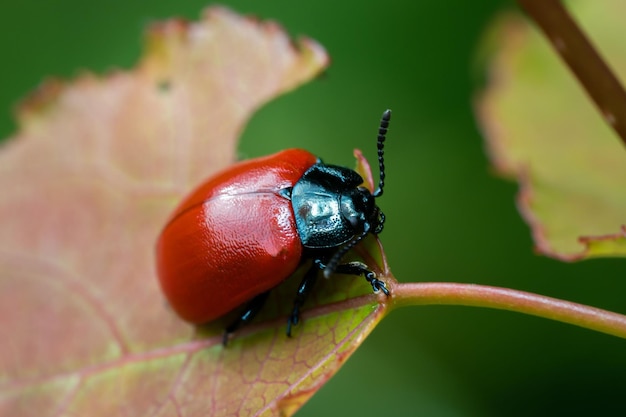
[391,282,626,339]
[518,0,626,147]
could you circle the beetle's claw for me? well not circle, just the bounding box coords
[366,273,390,296]
[377,280,390,296]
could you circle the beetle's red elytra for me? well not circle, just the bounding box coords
[156,110,392,343]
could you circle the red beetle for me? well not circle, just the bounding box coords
[157,110,392,343]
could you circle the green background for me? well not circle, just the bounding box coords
[2,1,625,415]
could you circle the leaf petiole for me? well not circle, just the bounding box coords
[390,282,626,339]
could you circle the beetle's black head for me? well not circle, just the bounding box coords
[340,186,384,236]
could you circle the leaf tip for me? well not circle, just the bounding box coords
[15,78,66,124]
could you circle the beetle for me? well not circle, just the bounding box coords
[156,109,392,344]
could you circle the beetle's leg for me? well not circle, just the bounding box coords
[286,263,319,337]
[223,290,270,346]
[326,261,390,296]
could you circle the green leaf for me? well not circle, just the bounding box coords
[476,2,626,260]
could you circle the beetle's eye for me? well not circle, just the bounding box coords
[356,190,375,215]
[357,186,371,197]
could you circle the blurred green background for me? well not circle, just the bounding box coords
[2,1,625,416]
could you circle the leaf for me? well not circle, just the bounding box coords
[476,2,626,260]
[0,6,393,417]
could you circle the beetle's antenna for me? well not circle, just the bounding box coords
[373,109,391,198]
